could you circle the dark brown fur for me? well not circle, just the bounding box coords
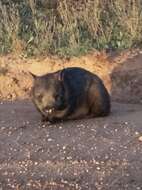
[31,67,111,122]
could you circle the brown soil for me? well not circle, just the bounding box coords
[1,51,112,100]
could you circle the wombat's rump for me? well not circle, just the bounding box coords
[31,67,111,122]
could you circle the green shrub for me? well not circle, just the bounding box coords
[0,0,142,57]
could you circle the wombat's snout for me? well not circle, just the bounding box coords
[43,106,55,114]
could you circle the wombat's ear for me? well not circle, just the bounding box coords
[29,72,37,79]
[55,70,64,82]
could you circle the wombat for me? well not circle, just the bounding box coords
[31,67,111,122]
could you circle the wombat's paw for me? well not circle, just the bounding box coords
[41,116,49,122]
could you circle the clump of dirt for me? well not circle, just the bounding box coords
[110,49,142,104]
[0,49,142,103]
[0,71,32,100]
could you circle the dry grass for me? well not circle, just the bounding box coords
[0,0,142,56]
[0,2,21,54]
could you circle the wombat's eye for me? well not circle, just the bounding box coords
[55,94,60,100]
[36,94,43,101]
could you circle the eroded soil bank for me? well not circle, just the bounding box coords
[0,49,142,103]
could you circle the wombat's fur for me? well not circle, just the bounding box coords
[31,67,111,122]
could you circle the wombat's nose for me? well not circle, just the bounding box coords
[43,106,54,114]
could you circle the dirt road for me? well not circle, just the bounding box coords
[0,101,142,190]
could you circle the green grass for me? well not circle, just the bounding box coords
[0,0,142,57]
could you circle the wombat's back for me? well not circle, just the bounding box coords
[61,67,111,118]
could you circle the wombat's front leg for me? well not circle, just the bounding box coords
[41,115,49,122]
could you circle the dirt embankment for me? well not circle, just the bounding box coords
[0,49,142,104]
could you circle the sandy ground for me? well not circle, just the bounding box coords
[0,49,142,189]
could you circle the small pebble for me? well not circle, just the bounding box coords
[138,136,142,142]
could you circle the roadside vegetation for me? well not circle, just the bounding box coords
[0,0,142,57]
